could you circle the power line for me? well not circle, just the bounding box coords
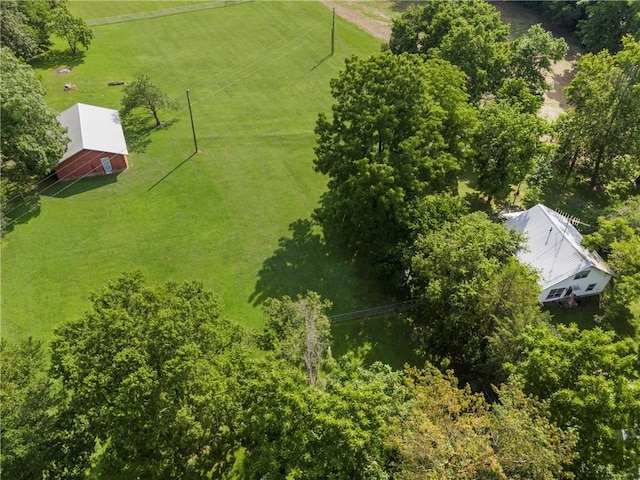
[3,16,328,226]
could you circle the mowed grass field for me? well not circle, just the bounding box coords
[2,1,406,351]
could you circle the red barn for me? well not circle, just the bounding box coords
[56,103,129,180]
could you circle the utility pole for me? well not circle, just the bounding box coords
[186,89,198,153]
[331,8,335,56]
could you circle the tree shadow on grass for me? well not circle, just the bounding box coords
[30,49,86,70]
[121,114,178,154]
[1,194,41,236]
[250,219,390,315]
[331,315,425,370]
[40,173,119,199]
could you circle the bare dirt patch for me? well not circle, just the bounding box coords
[318,0,391,42]
[53,66,73,74]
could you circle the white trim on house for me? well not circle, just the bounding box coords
[503,204,615,303]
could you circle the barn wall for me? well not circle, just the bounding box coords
[56,150,128,180]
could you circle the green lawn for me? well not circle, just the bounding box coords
[2,1,396,345]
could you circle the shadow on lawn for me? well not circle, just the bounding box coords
[250,219,380,313]
[147,151,196,192]
[30,49,86,70]
[2,194,41,236]
[122,115,176,154]
[331,315,425,370]
[41,173,119,199]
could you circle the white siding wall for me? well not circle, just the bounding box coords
[539,268,613,303]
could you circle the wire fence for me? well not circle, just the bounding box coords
[329,300,415,324]
[87,0,253,26]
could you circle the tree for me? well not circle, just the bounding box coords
[387,365,574,480]
[0,338,94,479]
[577,0,640,54]
[50,272,246,478]
[583,197,640,336]
[555,36,640,191]
[120,74,176,127]
[50,3,93,55]
[0,0,54,60]
[405,212,532,384]
[489,380,576,480]
[390,2,570,104]
[314,52,476,269]
[472,100,548,203]
[240,357,400,479]
[1,47,68,230]
[389,1,510,101]
[261,292,332,387]
[509,24,568,97]
[510,323,640,479]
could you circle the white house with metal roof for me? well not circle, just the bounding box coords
[56,103,128,180]
[504,204,615,303]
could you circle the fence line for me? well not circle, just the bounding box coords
[87,0,253,26]
[329,300,415,324]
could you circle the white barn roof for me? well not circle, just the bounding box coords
[57,103,128,163]
[504,204,614,290]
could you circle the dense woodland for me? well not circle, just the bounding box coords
[1,1,640,479]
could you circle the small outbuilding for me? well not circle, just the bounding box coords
[504,204,615,303]
[56,103,128,180]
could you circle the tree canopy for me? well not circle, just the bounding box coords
[0,0,53,60]
[404,212,541,385]
[50,272,246,478]
[50,3,94,55]
[472,99,548,203]
[555,36,640,191]
[389,1,567,103]
[314,52,475,270]
[511,323,640,479]
[389,0,509,101]
[0,47,68,229]
[583,197,640,337]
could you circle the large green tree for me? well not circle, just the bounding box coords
[0,338,94,480]
[509,24,568,97]
[50,3,94,55]
[583,197,640,337]
[577,0,640,54]
[120,74,176,127]
[511,323,640,479]
[405,212,541,384]
[240,357,400,479]
[50,272,246,478]
[314,52,476,268]
[472,99,548,204]
[388,366,574,480]
[389,1,509,101]
[0,47,68,229]
[555,36,640,191]
[0,0,54,60]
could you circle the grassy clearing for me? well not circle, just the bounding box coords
[2,1,397,345]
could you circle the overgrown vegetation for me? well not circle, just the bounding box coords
[2,1,639,478]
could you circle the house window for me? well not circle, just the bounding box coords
[574,270,590,280]
[546,288,565,300]
[586,283,597,292]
